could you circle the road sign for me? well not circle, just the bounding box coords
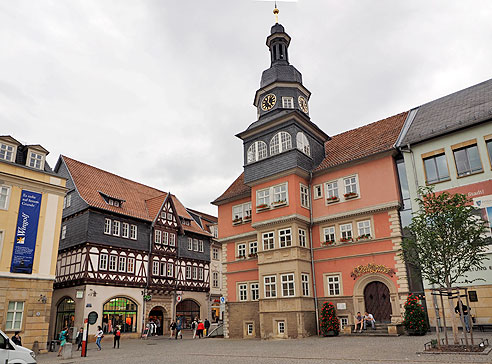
[220,296,226,304]
[176,295,182,303]
[88,311,98,325]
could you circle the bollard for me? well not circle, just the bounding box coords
[62,343,73,359]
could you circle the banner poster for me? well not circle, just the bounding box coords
[10,190,42,274]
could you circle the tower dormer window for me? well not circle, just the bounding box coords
[28,151,43,169]
[296,132,311,156]
[247,141,268,163]
[99,191,124,207]
[282,97,294,109]
[270,132,292,156]
[0,143,15,162]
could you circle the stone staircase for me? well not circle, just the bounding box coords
[349,323,400,337]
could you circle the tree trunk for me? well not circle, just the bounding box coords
[447,286,459,345]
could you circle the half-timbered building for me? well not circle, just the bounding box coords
[50,156,212,339]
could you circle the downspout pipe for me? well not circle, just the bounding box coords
[308,170,320,335]
[143,218,154,335]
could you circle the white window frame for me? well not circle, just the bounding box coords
[112,220,120,236]
[326,274,341,296]
[127,257,135,274]
[237,243,246,258]
[130,225,137,240]
[250,282,259,301]
[238,283,248,301]
[247,323,254,335]
[300,184,309,208]
[212,247,219,260]
[109,255,117,271]
[301,273,310,296]
[122,222,129,238]
[273,183,287,204]
[324,226,336,243]
[249,241,258,255]
[169,233,176,246]
[270,131,292,155]
[281,273,295,297]
[256,188,270,207]
[193,239,199,251]
[325,180,339,199]
[186,265,192,279]
[167,263,174,278]
[155,230,162,244]
[198,267,204,281]
[212,271,219,288]
[192,266,198,280]
[313,184,323,199]
[28,151,43,169]
[163,231,169,245]
[344,175,358,195]
[298,229,307,248]
[357,220,371,237]
[152,260,159,276]
[199,240,204,252]
[282,96,294,108]
[6,301,24,330]
[99,254,108,270]
[340,317,349,329]
[61,225,67,240]
[0,143,15,162]
[247,141,268,163]
[262,232,275,250]
[264,275,277,298]
[188,237,193,250]
[64,193,71,209]
[104,218,111,235]
[0,185,11,210]
[277,321,285,335]
[340,223,353,240]
[279,228,292,248]
[296,132,311,156]
[118,256,127,272]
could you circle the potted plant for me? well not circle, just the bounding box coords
[236,254,246,259]
[320,301,340,336]
[256,203,269,210]
[339,237,353,243]
[243,214,252,222]
[322,240,336,246]
[232,217,242,225]
[344,192,358,199]
[248,252,258,258]
[402,294,428,335]
[272,199,287,207]
[326,196,339,204]
[356,234,371,241]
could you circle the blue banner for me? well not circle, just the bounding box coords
[10,190,42,274]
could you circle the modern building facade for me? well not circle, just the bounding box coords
[396,79,492,327]
[50,156,213,340]
[0,136,66,351]
[212,21,412,339]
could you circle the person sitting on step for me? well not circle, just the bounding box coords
[363,311,376,330]
[354,312,364,333]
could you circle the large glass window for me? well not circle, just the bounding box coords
[0,143,14,161]
[250,283,259,301]
[239,284,248,301]
[281,273,295,297]
[247,141,268,163]
[212,272,219,288]
[54,297,75,339]
[262,232,274,250]
[325,181,339,199]
[301,274,310,296]
[103,297,138,334]
[324,226,336,243]
[296,132,310,156]
[264,275,277,298]
[270,131,292,155]
[453,144,482,176]
[340,223,352,240]
[257,189,270,206]
[104,218,111,235]
[249,241,258,255]
[273,183,287,203]
[300,184,309,208]
[298,229,307,247]
[343,176,358,195]
[0,185,10,210]
[6,301,24,330]
[423,154,449,183]
[357,220,371,237]
[279,228,292,248]
[28,152,43,169]
[237,243,246,258]
[326,275,341,296]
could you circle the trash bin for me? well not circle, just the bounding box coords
[62,343,73,359]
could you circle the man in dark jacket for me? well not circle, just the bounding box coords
[11,332,22,346]
[204,318,211,336]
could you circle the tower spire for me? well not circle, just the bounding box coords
[273,2,279,24]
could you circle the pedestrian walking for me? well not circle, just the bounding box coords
[191,318,197,339]
[156,318,161,336]
[75,328,84,351]
[113,326,121,349]
[196,320,205,339]
[204,318,210,337]
[175,319,182,340]
[11,331,22,346]
[57,327,68,357]
[170,321,176,339]
[95,325,104,350]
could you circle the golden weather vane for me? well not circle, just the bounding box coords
[273,1,279,23]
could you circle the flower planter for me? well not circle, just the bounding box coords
[344,193,358,200]
[236,255,246,259]
[272,200,287,208]
[323,330,339,337]
[339,238,353,243]
[248,253,258,258]
[322,241,336,247]
[232,218,242,225]
[243,216,252,222]
[326,197,339,204]
[356,235,371,242]
[256,204,269,211]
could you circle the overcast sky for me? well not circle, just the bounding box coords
[1,1,491,215]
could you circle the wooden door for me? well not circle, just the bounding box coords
[364,281,392,322]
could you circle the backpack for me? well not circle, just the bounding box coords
[59,330,66,341]
[115,330,121,337]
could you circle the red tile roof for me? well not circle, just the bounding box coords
[212,172,251,205]
[314,111,408,172]
[171,195,212,236]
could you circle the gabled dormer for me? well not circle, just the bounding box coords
[25,144,49,170]
[98,191,125,208]
[0,135,21,163]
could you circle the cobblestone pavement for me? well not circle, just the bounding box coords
[37,331,492,364]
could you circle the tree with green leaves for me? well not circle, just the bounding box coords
[402,294,428,335]
[401,187,489,343]
[320,301,340,336]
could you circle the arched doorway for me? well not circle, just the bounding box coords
[149,306,166,336]
[176,299,200,329]
[364,281,392,322]
[54,297,75,340]
[103,297,138,334]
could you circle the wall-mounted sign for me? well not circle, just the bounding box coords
[337,303,346,310]
[176,295,182,303]
[88,311,98,325]
[76,290,84,299]
[10,190,42,274]
[351,263,395,279]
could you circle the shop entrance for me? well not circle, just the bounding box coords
[364,281,392,322]
[176,299,200,329]
[149,307,165,336]
[54,297,75,340]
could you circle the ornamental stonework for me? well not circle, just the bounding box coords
[351,263,396,279]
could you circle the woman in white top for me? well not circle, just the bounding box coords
[94,326,104,350]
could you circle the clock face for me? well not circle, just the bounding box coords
[298,96,309,113]
[261,93,277,111]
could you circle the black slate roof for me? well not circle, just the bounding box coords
[400,78,492,145]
